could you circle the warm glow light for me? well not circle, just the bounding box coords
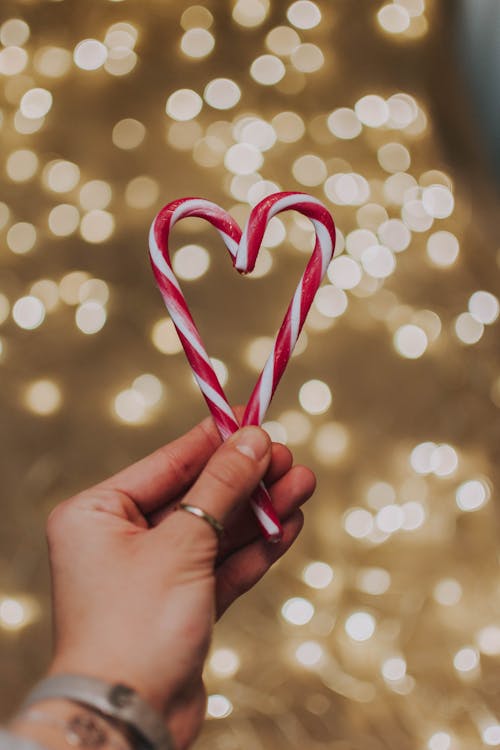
[30,280,59,311]
[6,149,39,182]
[327,108,362,139]
[453,647,479,673]
[0,598,28,629]
[378,219,411,252]
[314,286,348,317]
[151,318,183,355]
[7,222,37,254]
[166,89,202,121]
[292,154,327,186]
[24,380,62,415]
[224,143,263,174]
[131,374,163,407]
[73,39,107,70]
[377,142,411,173]
[114,388,148,424]
[272,111,305,142]
[382,657,406,681]
[356,568,391,594]
[266,26,300,56]
[476,626,500,656]
[232,0,269,28]
[345,612,376,641]
[428,732,452,750]
[327,256,362,289]
[112,118,146,149]
[433,579,462,606]
[79,180,112,211]
[402,199,433,232]
[80,210,115,242]
[34,46,72,77]
[75,301,107,334]
[344,508,374,539]
[173,244,210,280]
[44,160,80,192]
[125,177,159,209]
[482,726,500,747]
[244,336,273,371]
[287,1,322,29]
[355,95,389,127]
[239,119,276,151]
[181,6,214,30]
[291,43,324,73]
[422,185,454,219]
[12,296,45,329]
[278,409,311,444]
[209,648,240,677]
[295,641,323,667]
[377,4,410,34]
[207,694,233,719]
[456,479,490,512]
[250,54,286,85]
[454,313,484,345]
[48,204,80,236]
[0,19,30,46]
[468,291,499,325]
[181,28,215,58]
[20,87,52,118]
[204,78,241,110]
[0,46,28,75]
[393,324,428,359]
[299,379,332,414]
[313,422,349,463]
[302,561,334,589]
[281,597,314,625]
[59,271,90,305]
[262,420,287,443]
[361,244,395,278]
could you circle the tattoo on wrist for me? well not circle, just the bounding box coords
[16,707,133,750]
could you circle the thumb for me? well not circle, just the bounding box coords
[158,426,272,545]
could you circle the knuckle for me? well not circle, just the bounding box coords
[204,455,248,494]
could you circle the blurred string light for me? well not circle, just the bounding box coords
[1,3,499,748]
[24,379,62,415]
[113,373,164,425]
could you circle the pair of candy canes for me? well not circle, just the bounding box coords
[149,192,336,542]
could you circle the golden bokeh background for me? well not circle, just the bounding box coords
[1,0,499,747]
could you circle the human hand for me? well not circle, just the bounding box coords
[45,410,316,750]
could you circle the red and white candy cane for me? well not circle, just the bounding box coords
[148,192,336,541]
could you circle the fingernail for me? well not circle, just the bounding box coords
[235,427,269,461]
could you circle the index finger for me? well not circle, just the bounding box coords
[93,406,247,513]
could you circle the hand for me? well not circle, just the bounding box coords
[45,410,316,750]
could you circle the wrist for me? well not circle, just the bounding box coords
[18,671,177,750]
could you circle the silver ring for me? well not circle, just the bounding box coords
[177,503,224,540]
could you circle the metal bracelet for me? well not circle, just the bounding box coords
[18,708,131,749]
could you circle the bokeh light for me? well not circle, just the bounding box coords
[1,6,499,748]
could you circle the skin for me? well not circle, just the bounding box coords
[40,409,316,750]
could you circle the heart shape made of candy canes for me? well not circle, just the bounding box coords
[148,191,336,541]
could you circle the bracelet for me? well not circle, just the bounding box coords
[0,728,48,750]
[19,675,175,750]
[18,709,131,749]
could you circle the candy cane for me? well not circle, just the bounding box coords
[149,192,336,541]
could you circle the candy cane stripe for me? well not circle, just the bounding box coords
[148,192,336,541]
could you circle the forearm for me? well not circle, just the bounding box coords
[8,699,134,750]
